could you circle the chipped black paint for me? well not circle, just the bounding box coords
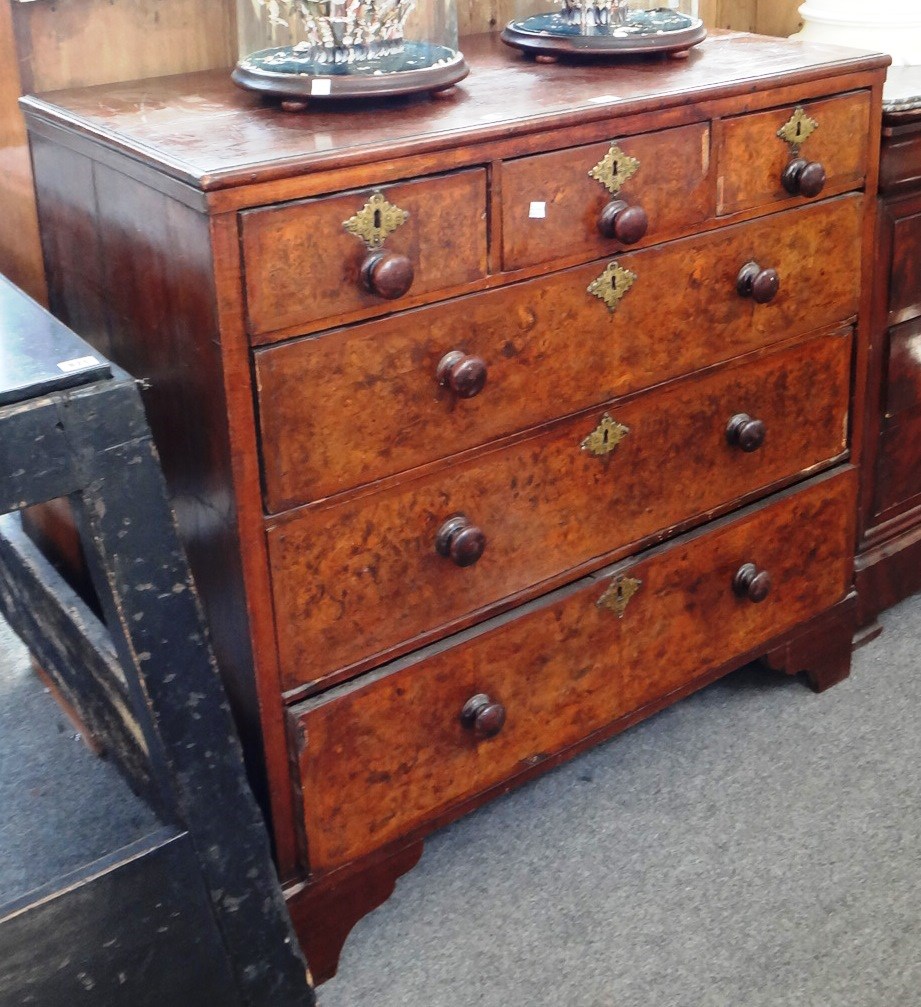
[0,283,314,1006]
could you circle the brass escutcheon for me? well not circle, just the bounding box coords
[589,143,640,196]
[596,575,642,619]
[343,190,409,250]
[776,106,819,153]
[581,413,630,457]
[588,261,637,312]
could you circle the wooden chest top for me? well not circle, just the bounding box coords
[21,32,887,193]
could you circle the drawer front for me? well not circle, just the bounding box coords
[269,331,852,691]
[885,317,921,418]
[501,122,711,271]
[292,469,856,872]
[257,196,862,511]
[718,92,871,215]
[875,413,921,517]
[241,170,488,336]
[889,210,921,324]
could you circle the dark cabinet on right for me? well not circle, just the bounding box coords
[858,72,921,628]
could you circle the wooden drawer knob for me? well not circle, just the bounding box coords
[726,413,766,453]
[737,262,780,304]
[733,562,772,603]
[460,693,506,739]
[781,158,827,199]
[436,515,486,567]
[597,200,649,244]
[360,250,414,299]
[436,350,488,399]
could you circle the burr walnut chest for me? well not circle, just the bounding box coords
[22,32,887,982]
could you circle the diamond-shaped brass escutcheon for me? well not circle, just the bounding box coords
[588,261,637,312]
[776,106,819,151]
[589,143,640,196]
[597,575,642,619]
[343,190,409,250]
[581,413,630,457]
[591,142,640,195]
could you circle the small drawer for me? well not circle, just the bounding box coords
[885,317,921,418]
[268,330,852,692]
[291,469,855,872]
[241,169,488,337]
[501,122,711,271]
[718,91,871,215]
[256,196,862,511]
[875,412,921,518]
[889,211,921,325]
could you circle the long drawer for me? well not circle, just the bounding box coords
[257,195,862,510]
[291,468,856,873]
[268,330,852,692]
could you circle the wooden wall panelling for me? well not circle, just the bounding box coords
[12,0,237,94]
[0,0,45,301]
[697,0,801,35]
[756,0,802,38]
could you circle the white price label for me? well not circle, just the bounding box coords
[311,78,332,96]
[57,356,100,373]
[529,201,547,219]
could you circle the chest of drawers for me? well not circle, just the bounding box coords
[22,32,887,983]
[855,68,921,628]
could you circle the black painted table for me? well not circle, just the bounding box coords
[0,275,315,1006]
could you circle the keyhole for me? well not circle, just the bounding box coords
[612,161,618,176]
[373,208,382,229]
[602,427,611,446]
[796,121,802,138]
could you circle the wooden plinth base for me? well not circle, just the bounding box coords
[286,841,424,985]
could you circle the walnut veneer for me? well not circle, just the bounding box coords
[21,32,887,983]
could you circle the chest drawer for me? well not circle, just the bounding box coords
[500,122,711,271]
[718,91,871,215]
[257,196,862,511]
[291,468,855,873]
[241,170,488,337]
[885,317,921,419]
[889,210,921,325]
[268,330,851,692]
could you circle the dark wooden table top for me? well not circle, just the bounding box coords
[0,276,111,407]
[20,31,889,191]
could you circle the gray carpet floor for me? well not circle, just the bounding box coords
[2,596,919,1006]
[320,594,921,1007]
[0,615,158,902]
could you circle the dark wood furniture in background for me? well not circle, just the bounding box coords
[20,33,888,982]
[0,277,313,1005]
[856,66,921,629]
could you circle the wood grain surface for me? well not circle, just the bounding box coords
[257,195,862,510]
[501,122,711,271]
[718,91,871,215]
[292,469,856,872]
[885,316,921,419]
[875,414,921,518]
[242,170,488,335]
[20,34,888,193]
[0,0,44,301]
[268,330,852,691]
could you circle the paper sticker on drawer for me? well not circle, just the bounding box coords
[310,78,332,96]
[529,201,547,219]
